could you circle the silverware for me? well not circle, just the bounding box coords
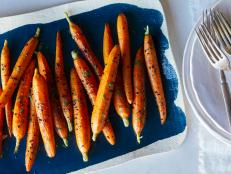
[195,10,231,128]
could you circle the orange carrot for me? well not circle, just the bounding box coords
[102,120,116,145]
[70,68,90,162]
[65,13,103,79]
[144,26,166,124]
[33,69,56,158]
[37,51,68,147]
[55,31,73,132]
[91,45,120,141]
[25,90,39,172]
[0,88,4,157]
[0,40,13,136]
[13,59,36,153]
[103,23,130,127]
[117,13,133,104]
[0,28,40,108]
[133,47,146,143]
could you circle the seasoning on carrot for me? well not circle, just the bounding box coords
[65,12,103,79]
[70,68,90,162]
[0,88,4,157]
[133,47,146,143]
[72,51,116,144]
[117,13,133,104]
[37,51,68,147]
[144,26,166,124]
[0,28,40,108]
[0,40,13,136]
[55,31,73,132]
[33,69,56,158]
[103,23,130,127]
[91,45,120,141]
[25,90,39,172]
[13,59,36,153]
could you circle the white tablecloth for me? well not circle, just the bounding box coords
[1,0,230,173]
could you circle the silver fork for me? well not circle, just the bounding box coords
[195,13,231,128]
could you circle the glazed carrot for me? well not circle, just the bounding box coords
[117,13,133,104]
[71,51,116,145]
[0,40,13,136]
[70,68,90,162]
[103,24,130,127]
[0,88,4,157]
[25,90,39,172]
[55,31,73,132]
[37,51,68,147]
[144,26,166,124]
[65,13,103,79]
[0,28,40,108]
[13,59,35,153]
[91,45,120,141]
[102,120,116,145]
[133,47,146,143]
[33,69,56,158]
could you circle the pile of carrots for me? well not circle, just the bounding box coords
[0,12,167,172]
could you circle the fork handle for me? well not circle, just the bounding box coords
[220,70,231,127]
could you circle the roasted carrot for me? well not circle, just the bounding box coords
[0,88,4,157]
[33,69,56,158]
[102,119,116,145]
[37,51,68,147]
[103,23,130,127]
[0,28,40,108]
[55,31,73,132]
[0,40,13,136]
[133,47,146,143]
[144,26,166,124]
[13,59,35,153]
[117,13,133,104]
[91,45,120,141]
[70,68,90,162]
[65,13,103,79]
[25,90,39,172]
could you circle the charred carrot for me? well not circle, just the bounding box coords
[65,13,103,79]
[55,31,73,132]
[133,47,146,143]
[25,90,39,172]
[91,45,120,141]
[102,119,116,145]
[70,68,90,162]
[117,13,133,104]
[144,26,166,124]
[33,69,56,158]
[37,51,68,147]
[103,23,130,127]
[0,28,40,108]
[0,40,13,136]
[13,59,35,153]
[0,88,4,157]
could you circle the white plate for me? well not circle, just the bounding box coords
[183,0,231,144]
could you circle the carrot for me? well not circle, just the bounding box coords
[144,26,166,124]
[103,23,130,127]
[70,68,90,162]
[117,13,133,104]
[91,45,120,141]
[33,69,56,158]
[133,47,146,143]
[13,59,36,153]
[55,31,73,132]
[65,13,103,79]
[0,28,40,108]
[37,51,68,147]
[0,88,4,157]
[0,40,13,137]
[25,90,39,172]
[72,51,116,144]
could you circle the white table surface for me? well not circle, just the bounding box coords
[0,0,227,174]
